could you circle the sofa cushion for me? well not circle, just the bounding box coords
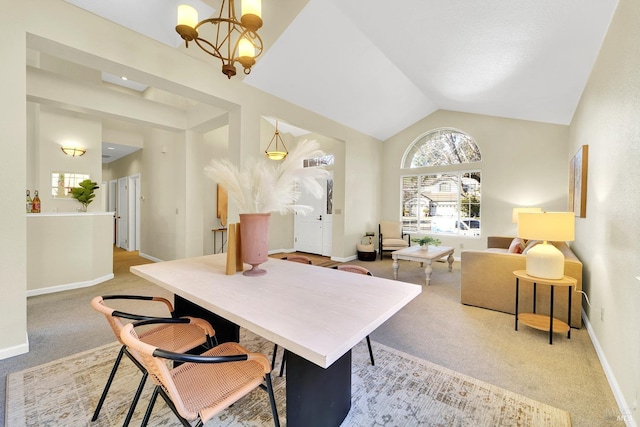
[486,248,509,253]
[508,237,525,254]
[382,238,409,248]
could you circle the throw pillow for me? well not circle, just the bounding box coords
[508,237,525,254]
[522,240,541,254]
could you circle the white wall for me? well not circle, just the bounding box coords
[569,0,640,421]
[381,110,570,252]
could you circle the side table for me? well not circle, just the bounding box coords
[212,228,227,254]
[513,270,577,345]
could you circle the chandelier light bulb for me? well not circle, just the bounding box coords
[241,0,261,18]
[177,5,198,28]
[238,38,255,58]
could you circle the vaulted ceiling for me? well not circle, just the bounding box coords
[65,0,618,141]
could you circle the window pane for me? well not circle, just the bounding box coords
[402,128,481,169]
[400,170,481,237]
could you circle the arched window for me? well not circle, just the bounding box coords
[400,128,482,236]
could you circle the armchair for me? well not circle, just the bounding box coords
[379,221,410,260]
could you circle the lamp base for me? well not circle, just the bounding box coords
[525,241,565,279]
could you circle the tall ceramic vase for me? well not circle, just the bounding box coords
[239,213,271,276]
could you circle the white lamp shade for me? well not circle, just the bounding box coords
[512,207,542,223]
[517,212,575,242]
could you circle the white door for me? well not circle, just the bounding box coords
[294,177,332,256]
[129,174,141,251]
[117,177,128,250]
[108,179,117,244]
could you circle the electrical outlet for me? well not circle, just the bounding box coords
[601,307,605,322]
[460,243,464,249]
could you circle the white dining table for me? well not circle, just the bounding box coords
[131,254,421,427]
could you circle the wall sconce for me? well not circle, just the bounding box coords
[61,147,86,157]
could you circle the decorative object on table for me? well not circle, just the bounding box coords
[235,223,243,272]
[411,235,441,250]
[26,190,33,213]
[205,139,329,276]
[517,211,575,279]
[569,145,588,218]
[226,224,238,275]
[31,190,41,213]
[70,179,99,212]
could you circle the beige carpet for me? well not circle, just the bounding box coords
[6,329,571,427]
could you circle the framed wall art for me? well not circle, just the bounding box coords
[217,184,228,226]
[569,145,588,218]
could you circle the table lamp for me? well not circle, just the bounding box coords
[517,212,575,279]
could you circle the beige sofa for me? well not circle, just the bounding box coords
[461,236,583,327]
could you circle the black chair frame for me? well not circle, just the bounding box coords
[92,295,215,427]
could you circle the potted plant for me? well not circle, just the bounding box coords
[204,139,329,275]
[70,179,99,212]
[411,235,441,250]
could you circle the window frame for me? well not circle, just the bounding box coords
[399,128,482,238]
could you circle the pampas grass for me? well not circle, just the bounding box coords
[204,139,330,214]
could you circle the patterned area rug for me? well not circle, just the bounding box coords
[6,329,570,426]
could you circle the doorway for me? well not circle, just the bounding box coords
[115,174,141,251]
[294,174,333,256]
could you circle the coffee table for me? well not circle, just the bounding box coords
[392,245,455,286]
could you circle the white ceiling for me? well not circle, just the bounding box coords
[65,0,619,142]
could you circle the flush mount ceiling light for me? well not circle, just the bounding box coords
[176,0,263,79]
[265,121,288,160]
[61,147,86,157]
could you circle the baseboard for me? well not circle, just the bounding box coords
[26,274,114,297]
[139,252,163,263]
[583,308,637,426]
[0,333,29,361]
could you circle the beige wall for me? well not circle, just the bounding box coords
[0,1,28,359]
[381,110,570,253]
[8,6,635,423]
[569,0,640,419]
[33,108,104,212]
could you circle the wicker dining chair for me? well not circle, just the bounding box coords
[90,295,216,427]
[335,264,373,276]
[120,320,280,427]
[281,254,312,264]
